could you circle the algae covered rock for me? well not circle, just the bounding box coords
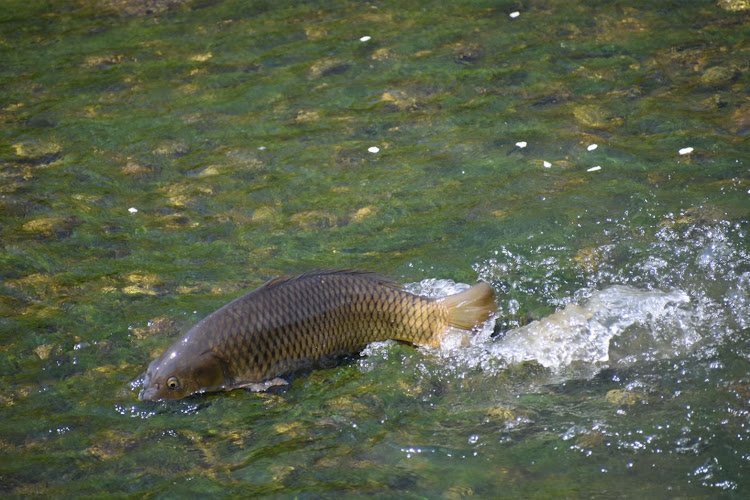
[21,216,80,238]
[717,0,750,11]
[573,105,614,129]
[700,66,740,86]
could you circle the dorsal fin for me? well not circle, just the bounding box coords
[260,269,402,290]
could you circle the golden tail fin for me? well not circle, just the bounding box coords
[440,282,497,330]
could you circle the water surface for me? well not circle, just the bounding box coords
[1,0,749,497]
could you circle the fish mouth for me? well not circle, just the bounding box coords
[139,385,160,401]
[138,373,160,401]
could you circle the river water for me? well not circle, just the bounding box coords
[1,0,749,497]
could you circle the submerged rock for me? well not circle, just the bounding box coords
[121,161,152,177]
[86,0,190,17]
[33,344,55,360]
[13,140,62,160]
[573,246,605,273]
[21,216,80,238]
[153,140,189,157]
[308,58,350,79]
[251,206,279,223]
[290,210,339,230]
[700,66,740,86]
[350,206,378,222]
[660,205,726,227]
[573,105,615,129]
[380,90,418,111]
[717,0,750,11]
[606,389,646,406]
[730,104,750,134]
[130,317,177,340]
[293,109,321,124]
[452,41,483,63]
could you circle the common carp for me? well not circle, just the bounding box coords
[139,270,496,401]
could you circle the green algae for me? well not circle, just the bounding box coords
[1,0,749,497]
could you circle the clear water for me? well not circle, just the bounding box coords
[1,0,749,497]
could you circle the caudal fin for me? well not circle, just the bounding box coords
[440,282,497,330]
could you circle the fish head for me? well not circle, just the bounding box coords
[139,344,226,401]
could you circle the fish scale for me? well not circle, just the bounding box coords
[139,270,497,400]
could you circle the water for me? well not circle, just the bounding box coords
[1,0,749,497]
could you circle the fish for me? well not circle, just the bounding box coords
[139,270,496,401]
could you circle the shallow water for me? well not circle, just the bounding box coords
[1,0,749,497]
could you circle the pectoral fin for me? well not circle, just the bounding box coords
[233,377,288,392]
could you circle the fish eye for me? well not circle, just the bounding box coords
[166,376,181,390]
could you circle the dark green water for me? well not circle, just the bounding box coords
[1,0,749,497]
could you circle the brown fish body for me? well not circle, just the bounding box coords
[140,270,496,401]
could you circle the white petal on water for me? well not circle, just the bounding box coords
[678,147,694,155]
[587,144,598,151]
[368,146,380,153]
[509,11,520,18]
[359,35,371,42]
[515,141,527,148]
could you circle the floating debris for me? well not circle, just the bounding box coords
[678,147,694,155]
[128,207,138,214]
[587,144,598,151]
[587,166,601,172]
[359,36,371,42]
[543,161,552,168]
[515,141,527,148]
[368,146,380,153]
[509,11,520,18]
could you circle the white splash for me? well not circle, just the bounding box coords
[495,286,690,370]
[402,278,695,376]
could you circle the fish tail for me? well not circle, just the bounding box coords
[440,282,497,330]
